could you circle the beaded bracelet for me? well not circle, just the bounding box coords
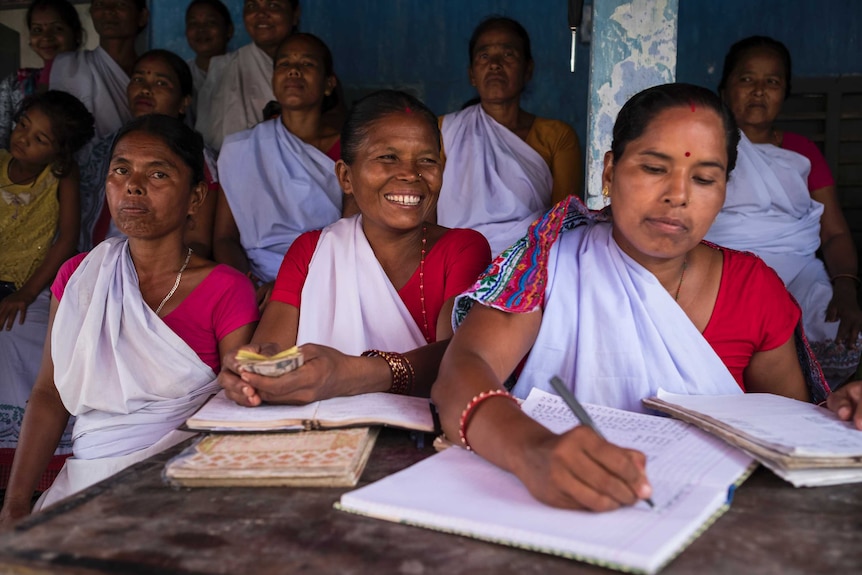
[361,350,415,395]
[830,274,861,287]
[458,389,519,450]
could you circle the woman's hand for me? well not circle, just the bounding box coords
[826,381,862,430]
[825,284,862,346]
[219,343,387,407]
[0,290,36,330]
[218,342,280,407]
[515,426,652,511]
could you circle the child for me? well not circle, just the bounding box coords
[0,90,94,490]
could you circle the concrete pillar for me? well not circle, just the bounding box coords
[585,0,678,209]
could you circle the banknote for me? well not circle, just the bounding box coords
[235,346,304,377]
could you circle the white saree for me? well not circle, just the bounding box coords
[50,47,131,139]
[514,223,740,411]
[705,132,858,387]
[37,238,219,509]
[218,119,342,282]
[456,206,741,412]
[297,216,426,355]
[439,104,552,257]
[195,43,273,151]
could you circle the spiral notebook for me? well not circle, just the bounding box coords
[336,389,754,574]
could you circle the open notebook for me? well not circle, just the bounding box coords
[185,390,434,433]
[337,389,754,574]
[643,389,862,487]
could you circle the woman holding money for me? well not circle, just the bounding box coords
[218,90,491,406]
[0,115,258,524]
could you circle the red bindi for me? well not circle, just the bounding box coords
[689,99,696,112]
[685,152,691,157]
[404,106,413,114]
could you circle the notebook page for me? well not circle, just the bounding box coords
[185,390,315,430]
[340,390,752,574]
[521,390,752,502]
[655,390,862,457]
[315,393,434,432]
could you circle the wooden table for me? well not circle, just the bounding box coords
[0,430,860,575]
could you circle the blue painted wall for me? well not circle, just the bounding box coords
[677,0,862,89]
[150,0,862,154]
[149,0,591,145]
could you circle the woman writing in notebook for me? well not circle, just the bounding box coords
[218,90,491,405]
[431,83,846,513]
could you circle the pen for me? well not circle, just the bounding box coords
[548,375,655,508]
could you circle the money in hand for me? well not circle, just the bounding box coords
[235,346,304,377]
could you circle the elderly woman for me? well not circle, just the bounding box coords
[0,0,82,149]
[214,33,344,306]
[196,0,298,151]
[704,36,861,389]
[0,115,258,523]
[80,49,219,256]
[49,0,149,139]
[219,90,491,406]
[438,16,582,256]
[431,83,843,514]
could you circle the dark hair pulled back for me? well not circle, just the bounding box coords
[717,35,792,99]
[611,83,740,176]
[340,90,439,165]
[111,114,205,186]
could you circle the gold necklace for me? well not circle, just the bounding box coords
[674,258,688,301]
[155,248,193,315]
[418,226,431,343]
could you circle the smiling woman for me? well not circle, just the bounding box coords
[195,0,300,150]
[217,90,491,408]
[0,0,82,149]
[185,0,233,89]
[430,83,832,514]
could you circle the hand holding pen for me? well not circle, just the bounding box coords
[549,376,655,508]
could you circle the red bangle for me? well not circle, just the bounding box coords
[458,389,519,450]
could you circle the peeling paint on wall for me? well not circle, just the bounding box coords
[586,0,677,209]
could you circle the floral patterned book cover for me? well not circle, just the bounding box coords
[163,427,379,488]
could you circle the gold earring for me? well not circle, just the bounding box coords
[602,186,610,198]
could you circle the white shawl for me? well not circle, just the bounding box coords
[704,131,841,345]
[41,238,219,507]
[50,47,131,139]
[704,131,823,285]
[218,119,342,282]
[297,215,426,355]
[439,104,552,256]
[512,223,741,412]
[195,43,273,151]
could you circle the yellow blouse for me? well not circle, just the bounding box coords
[0,149,60,287]
[439,113,583,205]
